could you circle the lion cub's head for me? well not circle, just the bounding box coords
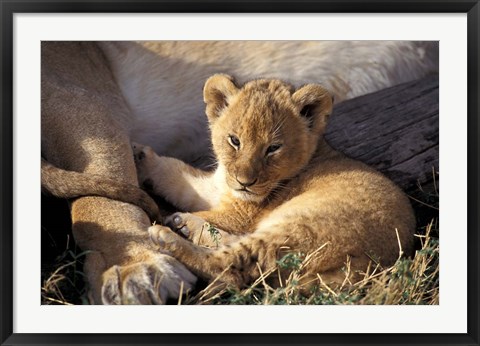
[204,74,333,203]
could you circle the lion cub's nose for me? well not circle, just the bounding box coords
[236,176,258,188]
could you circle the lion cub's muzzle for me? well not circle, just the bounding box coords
[231,174,260,195]
[235,176,258,189]
[228,175,272,202]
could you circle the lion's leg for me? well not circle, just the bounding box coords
[133,143,220,211]
[42,42,196,304]
[71,197,196,304]
[163,212,240,247]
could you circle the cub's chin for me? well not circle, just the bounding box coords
[231,189,265,203]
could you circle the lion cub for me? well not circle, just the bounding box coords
[134,74,415,289]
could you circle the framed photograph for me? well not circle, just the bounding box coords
[1,1,478,345]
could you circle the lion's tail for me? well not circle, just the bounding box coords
[41,158,161,222]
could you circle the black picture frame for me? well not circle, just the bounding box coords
[1,1,478,345]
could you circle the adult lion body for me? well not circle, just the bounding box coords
[42,42,196,304]
[42,41,436,304]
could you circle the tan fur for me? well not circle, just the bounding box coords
[41,158,161,221]
[41,42,196,304]
[136,75,416,288]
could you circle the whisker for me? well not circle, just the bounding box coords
[272,115,288,140]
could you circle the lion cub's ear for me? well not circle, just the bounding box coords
[292,84,333,133]
[203,74,239,122]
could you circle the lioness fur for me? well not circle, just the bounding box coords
[135,75,416,288]
[42,42,196,304]
[41,158,161,221]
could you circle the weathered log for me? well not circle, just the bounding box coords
[325,74,439,196]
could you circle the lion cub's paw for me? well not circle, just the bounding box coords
[132,142,152,162]
[132,142,157,188]
[101,253,197,305]
[148,224,180,247]
[164,212,206,241]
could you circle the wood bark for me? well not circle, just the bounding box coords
[325,74,439,196]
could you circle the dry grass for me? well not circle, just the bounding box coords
[41,240,90,305]
[182,220,439,305]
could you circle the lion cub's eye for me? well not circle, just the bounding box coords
[266,143,282,156]
[228,135,241,149]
